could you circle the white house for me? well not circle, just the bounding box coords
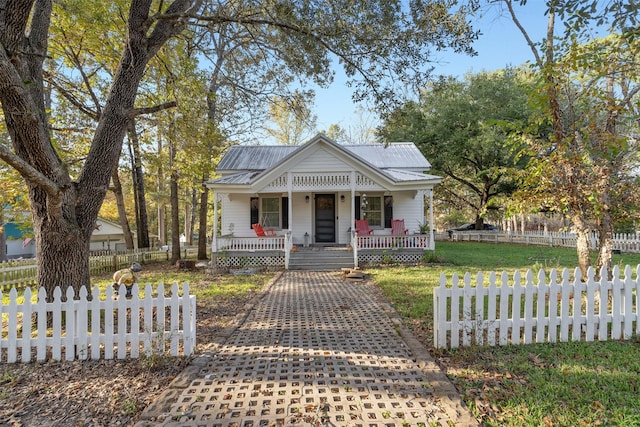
[89,217,130,252]
[3,217,129,259]
[205,134,441,269]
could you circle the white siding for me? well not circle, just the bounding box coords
[289,146,350,173]
[336,192,351,244]
[90,239,126,252]
[222,194,253,237]
[390,191,425,234]
[6,239,36,259]
[291,194,312,244]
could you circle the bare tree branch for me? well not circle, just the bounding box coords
[0,143,61,196]
[128,100,177,118]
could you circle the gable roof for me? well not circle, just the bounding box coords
[208,134,440,189]
[216,139,431,174]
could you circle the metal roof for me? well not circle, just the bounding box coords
[216,142,430,172]
[383,169,440,182]
[217,145,296,172]
[344,143,431,170]
[211,171,258,185]
[3,223,31,239]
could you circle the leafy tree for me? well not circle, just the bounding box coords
[499,0,640,277]
[267,90,317,145]
[325,106,379,145]
[0,0,478,299]
[379,69,533,228]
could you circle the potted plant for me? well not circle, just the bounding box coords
[417,220,429,234]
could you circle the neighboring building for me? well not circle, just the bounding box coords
[205,134,441,269]
[3,222,36,259]
[90,218,130,252]
[3,217,129,259]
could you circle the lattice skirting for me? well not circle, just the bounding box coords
[213,249,427,269]
[357,249,425,266]
[214,251,285,268]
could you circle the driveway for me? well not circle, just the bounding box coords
[137,271,477,426]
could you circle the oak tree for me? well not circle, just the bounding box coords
[0,0,478,298]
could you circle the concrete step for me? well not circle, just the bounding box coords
[288,248,355,271]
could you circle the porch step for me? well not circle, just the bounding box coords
[288,247,355,271]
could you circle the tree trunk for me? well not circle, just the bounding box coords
[31,193,92,302]
[111,169,135,250]
[158,206,166,247]
[0,1,196,300]
[170,172,180,263]
[189,188,197,245]
[595,221,613,281]
[197,186,209,260]
[595,175,614,279]
[157,137,166,247]
[169,131,181,263]
[184,190,192,245]
[0,211,6,262]
[571,214,591,280]
[128,119,150,249]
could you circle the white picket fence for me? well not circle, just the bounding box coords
[444,230,640,253]
[0,282,196,363]
[0,248,170,291]
[433,265,640,349]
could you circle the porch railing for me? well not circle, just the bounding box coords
[215,234,430,252]
[216,235,286,252]
[284,231,293,269]
[356,234,431,250]
[351,230,358,267]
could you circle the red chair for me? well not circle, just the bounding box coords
[355,219,374,235]
[391,219,408,235]
[252,223,276,237]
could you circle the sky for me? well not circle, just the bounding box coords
[310,2,551,135]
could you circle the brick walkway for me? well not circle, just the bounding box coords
[138,271,477,426]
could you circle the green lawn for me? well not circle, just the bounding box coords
[370,241,640,427]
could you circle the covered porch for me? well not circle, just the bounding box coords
[209,185,436,270]
[213,234,433,270]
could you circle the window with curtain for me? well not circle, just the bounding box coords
[261,197,280,228]
[362,196,382,227]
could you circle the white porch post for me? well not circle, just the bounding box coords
[428,188,435,250]
[351,171,357,267]
[286,173,293,269]
[287,172,293,232]
[350,171,356,228]
[212,191,218,254]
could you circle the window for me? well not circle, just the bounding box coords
[261,197,280,228]
[361,195,382,227]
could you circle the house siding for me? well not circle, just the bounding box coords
[290,146,350,173]
[391,192,425,234]
[222,194,253,237]
[291,194,312,244]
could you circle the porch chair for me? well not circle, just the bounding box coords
[355,219,374,235]
[252,223,276,237]
[391,219,408,235]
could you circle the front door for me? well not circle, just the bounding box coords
[314,194,335,243]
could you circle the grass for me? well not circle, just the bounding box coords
[370,241,640,427]
[2,263,272,304]
[90,264,274,303]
